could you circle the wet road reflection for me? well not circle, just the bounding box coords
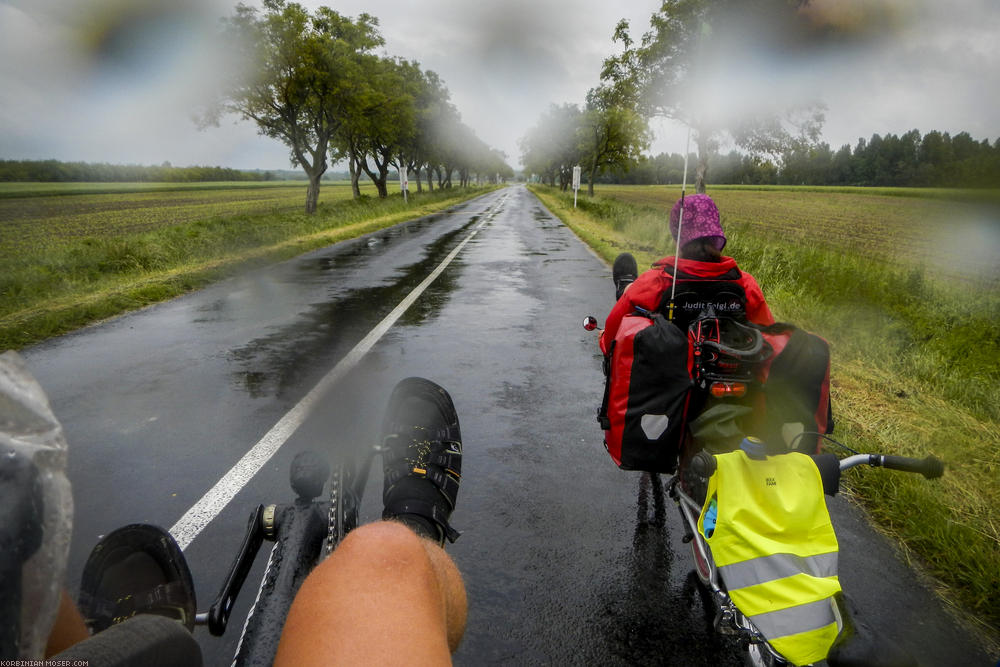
[596,473,743,665]
[225,221,474,400]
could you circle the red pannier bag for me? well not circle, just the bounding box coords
[752,323,835,454]
[598,311,692,473]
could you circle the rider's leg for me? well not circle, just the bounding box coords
[277,377,466,664]
[274,520,467,665]
[44,590,90,656]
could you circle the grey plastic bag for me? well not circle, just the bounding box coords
[0,351,73,659]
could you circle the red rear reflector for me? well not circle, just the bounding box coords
[709,382,747,398]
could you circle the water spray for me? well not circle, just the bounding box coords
[666,125,692,322]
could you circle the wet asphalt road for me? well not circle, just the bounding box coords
[22,185,992,665]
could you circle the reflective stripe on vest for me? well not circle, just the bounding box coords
[699,450,843,665]
[719,551,838,590]
[749,596,840,641]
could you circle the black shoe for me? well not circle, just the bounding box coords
[381,378,462,545]
[613,252,638,300]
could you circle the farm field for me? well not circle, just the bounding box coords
[0,181,377,255]
[593,184,1000,289]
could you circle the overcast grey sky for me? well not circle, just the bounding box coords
[1,0,997,171]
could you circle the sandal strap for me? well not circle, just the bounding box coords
[383,439,461,505]
[384,498,461,544]
[80,580,192,624]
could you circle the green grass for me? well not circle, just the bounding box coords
[0,183,498,349]
[530,183,1000,644]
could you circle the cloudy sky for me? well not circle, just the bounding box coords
[0,0,997,171]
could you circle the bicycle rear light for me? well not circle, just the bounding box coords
[709,381,747,398]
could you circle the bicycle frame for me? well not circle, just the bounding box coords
[195,445,379,666]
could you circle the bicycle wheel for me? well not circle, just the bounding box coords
[690,532,714,586]
[745,639,785,667]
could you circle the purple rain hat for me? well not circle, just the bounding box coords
[669,193,726,251]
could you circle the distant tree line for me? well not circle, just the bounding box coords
[0,159,265,183]
[520,97,649,196]
[530,2,999,193]
[595,130,1000,188]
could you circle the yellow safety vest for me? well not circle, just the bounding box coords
[698,450,843,666]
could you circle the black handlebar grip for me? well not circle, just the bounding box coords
[880,455,945,479]
[811,453,842,496]
[689,451,717,479]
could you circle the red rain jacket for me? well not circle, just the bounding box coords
[600,256,774,355]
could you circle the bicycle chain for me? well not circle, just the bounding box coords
[324,466,341,557]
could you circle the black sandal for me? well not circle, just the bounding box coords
[78,524,197,633]
[380,378,463,545]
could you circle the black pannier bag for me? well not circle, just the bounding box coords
[753,323,835,453]
[599,311,692,473]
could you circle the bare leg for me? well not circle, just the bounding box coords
[45,590,90,657]
[274,521,467,666]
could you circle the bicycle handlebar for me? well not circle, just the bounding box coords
[687,450,944,495]
[839,454,944,479]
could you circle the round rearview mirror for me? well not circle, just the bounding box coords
[582,316,598,331]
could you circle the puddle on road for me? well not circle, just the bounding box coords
[531,206,552,222]
[227,219,475,399]
[299,213,448,280]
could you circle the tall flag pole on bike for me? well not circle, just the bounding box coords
[666,126,692,322]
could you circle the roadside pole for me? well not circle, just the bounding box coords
[572,165,581,208]
[400,166,408,204]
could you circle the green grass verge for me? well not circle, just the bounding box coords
[0,185,499,350]
[529,183,1000,645]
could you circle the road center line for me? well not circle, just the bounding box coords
[170,206,497,550]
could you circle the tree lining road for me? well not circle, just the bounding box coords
[22,186,989,665]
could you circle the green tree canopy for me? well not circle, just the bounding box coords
[602,0,825,192]
[201,0,383,213]
[519,104,584,190]
[578,85,651,196]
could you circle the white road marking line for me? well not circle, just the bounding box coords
[170,205,499,550]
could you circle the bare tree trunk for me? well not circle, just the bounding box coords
[358,150,391,199]
[358,157,381,198]
[695,134,710,194]
[588,155,597,197]
[306,170,322,213]
[349,152,361,199]
[295,145,327,214]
